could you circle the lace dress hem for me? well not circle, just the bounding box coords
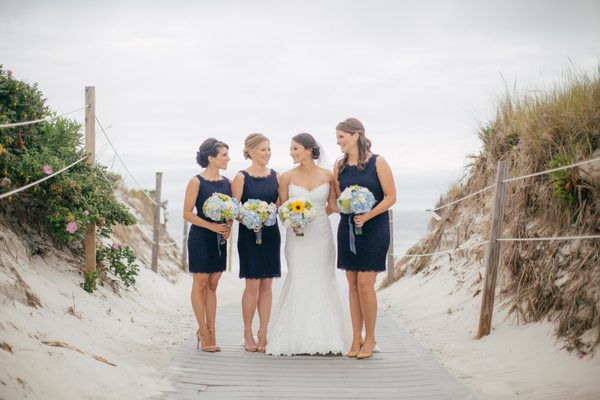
[337,266,386,273]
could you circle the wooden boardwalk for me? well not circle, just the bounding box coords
[160,303,476,399]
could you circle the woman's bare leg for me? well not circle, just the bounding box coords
[241,279,260,351]
[357,271,377,356]
[346,271,363,355]
[256,278,273,351]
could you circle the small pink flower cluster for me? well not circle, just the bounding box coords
[66,221,78,234]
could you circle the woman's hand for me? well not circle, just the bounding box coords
[211,222,229,235]
[353,213,371,228]
[223,221,233,240]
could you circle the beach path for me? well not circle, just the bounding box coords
[159,303,476,399]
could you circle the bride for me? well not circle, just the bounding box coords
[266,133,351,356]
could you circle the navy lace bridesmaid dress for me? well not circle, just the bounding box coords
[237,169,281,279]
[337,155,390,272]
[187,175,231,273]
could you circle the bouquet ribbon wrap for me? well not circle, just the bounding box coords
[348,214,357,255]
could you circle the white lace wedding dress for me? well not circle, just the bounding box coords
[266,183,352,356]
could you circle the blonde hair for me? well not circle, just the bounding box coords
[243,133,269,159]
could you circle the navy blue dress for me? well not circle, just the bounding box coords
[337,155,390,272]
[188,175,231,274]
[237,169,281,279]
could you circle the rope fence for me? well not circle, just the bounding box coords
[0,156,87,200]
[95,116,160,207]
[403,240,489,258]
[394,154,600,259]
[0,91,179,273]
[387,155,599,340]
[497,234,600,242]
[0,105,89,129]
[502,155,600,183]
[399,154,600,223]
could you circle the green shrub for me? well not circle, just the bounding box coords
[82,271,98,293]
[97,243,139,288]
[548,155,579,208]
[0,66,138,291]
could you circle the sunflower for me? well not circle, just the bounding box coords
[291,200,305,213]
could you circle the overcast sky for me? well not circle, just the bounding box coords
[2,0,599,223]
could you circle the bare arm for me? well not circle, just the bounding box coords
[328,163,342,214]
[183,177,229,235]
[275,172,282,207]
[353,156,397,227]
[278,172,290,205]
[231,172,244,202]
[325,170,339,215]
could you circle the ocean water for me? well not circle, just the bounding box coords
[165,208,431,260]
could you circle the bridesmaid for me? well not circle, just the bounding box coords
[231,133,281,353]
[333,118,396,359]
[183,138,232,352]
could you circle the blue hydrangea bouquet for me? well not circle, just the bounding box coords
[337,185,376,235]
[239,199,277,244]
[202,193,241,244]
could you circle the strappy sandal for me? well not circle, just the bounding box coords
[256,329,267,353]
[197,329,215,352]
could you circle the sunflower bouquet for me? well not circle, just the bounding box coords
[278,197,318,237]
[202,193,241,244]
[239,199,278,244]
[337,185,376,235]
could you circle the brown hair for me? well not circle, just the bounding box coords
[291,133,320,159]
[336,117,371,173]
[243,133,269,159]
[196,138,229,167]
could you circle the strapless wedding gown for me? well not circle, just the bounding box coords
[266,183,352,356]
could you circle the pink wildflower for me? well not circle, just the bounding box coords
[66,221,78,234]
[43,164,53,175]
[112,242,119,250]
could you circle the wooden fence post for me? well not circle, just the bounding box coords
[182,220,188,271]
[84,87,96,274]
[387,209,395,284]
[476,160,509,338]
[151,172,162,273]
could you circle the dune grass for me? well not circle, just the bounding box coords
[393,66,600,353]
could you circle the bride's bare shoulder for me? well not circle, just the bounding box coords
[280,169,296,183]
[317,167,334,182]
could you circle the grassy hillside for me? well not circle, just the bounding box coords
[391,67,600,354]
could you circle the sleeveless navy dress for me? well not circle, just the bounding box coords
[337,155,389,272]
[188,175,231,274]
[237,170,281,279]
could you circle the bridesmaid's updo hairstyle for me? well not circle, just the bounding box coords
[336,117,371,173]
[292,132,320,160]
[243,133,269,160]
[196,138,229,167]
